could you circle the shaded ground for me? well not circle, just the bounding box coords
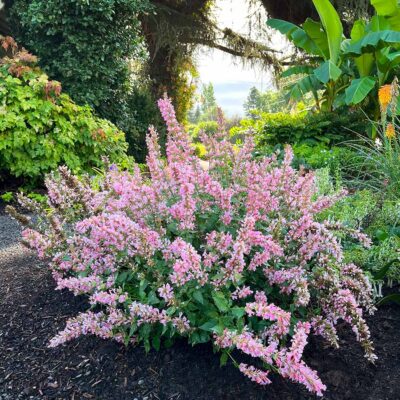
[1,210,400,400]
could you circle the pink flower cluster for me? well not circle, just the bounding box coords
[239,363,271,385]
[16,95,376,396]
[130,302,190,334]
[245,291,291,337]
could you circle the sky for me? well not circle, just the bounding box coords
[196,0,279,116]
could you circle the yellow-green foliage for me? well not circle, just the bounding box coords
[0,39,130,181]
[230,110,367,147]
[188,121,218,140]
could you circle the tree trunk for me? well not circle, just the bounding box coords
[260,0,318,25]
[0,7,11,37]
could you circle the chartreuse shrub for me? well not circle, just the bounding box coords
[188,121,219,140]
[231,109,367,148]
[0,37,130,181]
[9,97,377,397]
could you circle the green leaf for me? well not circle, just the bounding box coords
[148,290,159,305]
[231,307,245,318]
[314,60,342,83]
[386,50,400,67]
[387,50,400,62]
[369,15,391,32]
[266,18,299,35]
[377,294,400,306]
[333,91,346,108]
[287,74,322,101]
[375,229,389,242]
[345,30,400,55]
[220,352,229,367]
[281,65,315,78]
[390,227,400,237]
[266,19,321,56]
[192,289,204,305]
[199,319,219,332]
[139,279,148,300]
[387,10,400,31]
[212,291,229,313]
[345,77,376,105]
[312,0,343,63]
[303,18,330,59]
[373,259,399,281]
[371,0,398,16]
[351,20,375,77]
[351,20,366,42]
[189,331,210,345]
[152,335,161,351]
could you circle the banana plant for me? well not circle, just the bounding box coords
[267,0,400,121]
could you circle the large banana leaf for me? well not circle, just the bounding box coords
[344,30,400,55]
[303,18,330,60]
[371,1,400,35]
[287,74,322,101]
[368,13,400,32]
[281,65,315,78]
[386,50,400,65]
[266,19,322,56]
[312,0,343,64]
[369,15,391,32]
[351,20,374,77]
[345,76,376,105]
[371,0,398,16]
[314,60,342,83]
[387,10,400,31]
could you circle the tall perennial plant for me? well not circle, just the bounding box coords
[10,97,377,396]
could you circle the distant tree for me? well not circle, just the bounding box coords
[260,90,288,113]
[199,83,218,121]
[188,104,202,124]
[194,105,201,122]
[201,83,217,113]
[244,86,263,117]
[244,86,292,117]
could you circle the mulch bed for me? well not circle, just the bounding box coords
[1,209,400,399]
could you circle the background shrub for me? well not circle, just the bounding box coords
[115,87,166,163]
[9,0,152,158]
[188,120,218,140]
[316,181,400,282]
[231,109,368,147]
[0,39,130,182]
[10,0,149,113]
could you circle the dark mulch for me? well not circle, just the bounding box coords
[1,214,400,400]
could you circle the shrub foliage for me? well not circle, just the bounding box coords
[12,97,376,396]
[0,37,129,180]
[231,109,367,147]
[9,0,153,159]
[10,0,149,116]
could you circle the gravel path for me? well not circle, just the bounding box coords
[0,212,44,399]
[0,212,25,255]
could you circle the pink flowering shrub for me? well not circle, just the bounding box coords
[12,97,377,396]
